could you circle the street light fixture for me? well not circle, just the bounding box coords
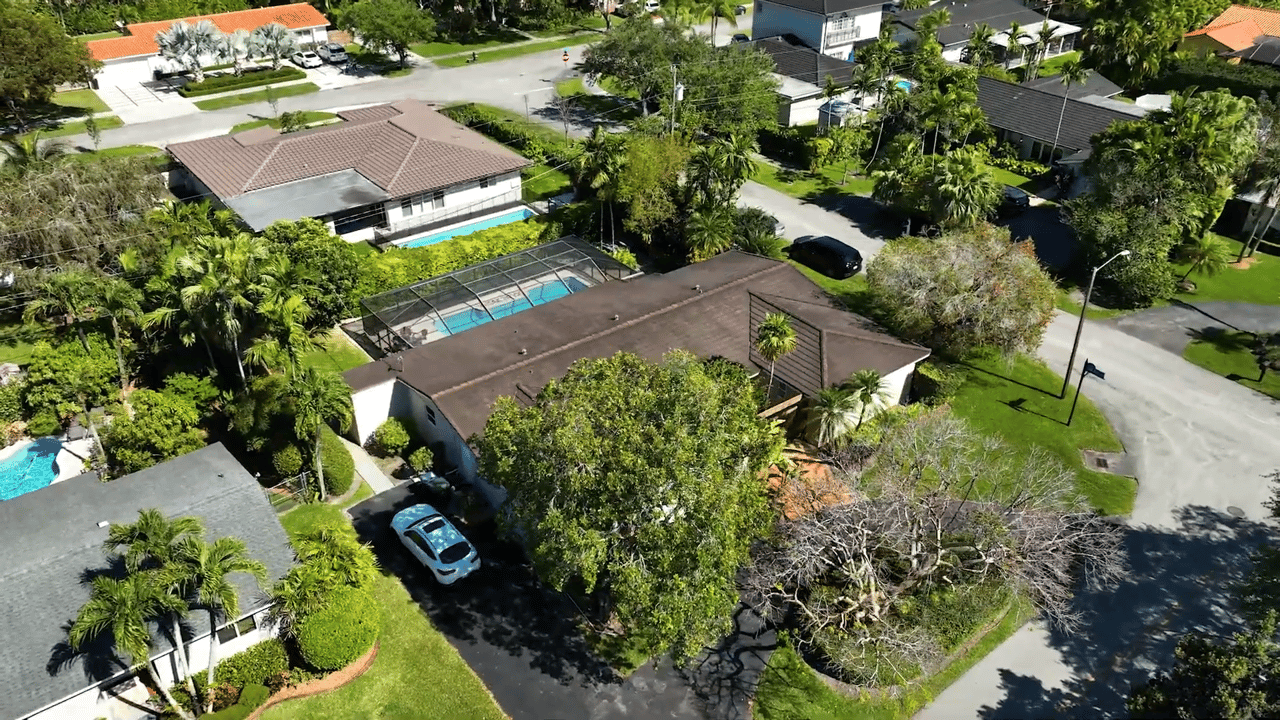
[1059,249,1130,398]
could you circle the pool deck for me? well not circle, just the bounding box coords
[54,438,95,483]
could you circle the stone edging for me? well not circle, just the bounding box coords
[243,641,380,720]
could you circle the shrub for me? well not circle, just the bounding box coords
[296,586,381,671]
[272,444,304,478]
[237,683,270,710]
[911,361,964,406]
[0,382,22,423]
[369,418,410,457]
[441,103,577,166]
[986,154,1048,179]
[407,445,434,473]
[214,638,289,690]
[320,425,355,496]
[26,410,60,437]
[178,67,307,97]
[607,248,639,270]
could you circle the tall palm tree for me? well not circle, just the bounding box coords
[684,204,737,262]
[250,23,298,70]
[965,23,997,67]
[1,131,67,176]
[687,143,729,206]
[94,278,142,393]
[721,133,758,192]
[806,387,860,448]
[1025,22,1058,80]
[286,366,354,500]
[699,0,737,40]
[155,20,222,84]
[216,28,252,76]
[571,126,627,246]
[23,266,97,352]
[868,84,910,166]
[69,574,195,720]
[841,369,889,428]
[918,87,965,156]
[915,9,952,43]
[1004,21,1030,69]
[849,64,880,108]
[246,293,321,373]
[103,510,204,699]
[177,234,274,386]
[175,536,266,715]
[755,312,797,399]
[1177,235,1233,282]
[931,149,1002,227]
[1050,58,1090,160]
[140,247,221,375]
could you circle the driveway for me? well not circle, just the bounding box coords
[737,181,889,257]
[1106,301,1280,356]
[347,486,775,720]
[916,312,1280,719]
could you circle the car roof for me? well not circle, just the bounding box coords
[392,503,439,531]
[413,515,468,556]
[1004,184,1029,197]
[796,235,861,255]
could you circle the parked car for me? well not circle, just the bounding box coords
[735,4,747,14]
[787,236,863,279]
[644,0,660,11]
[998,184,1031,216]
[291,50,323,69]
[731,33,751,43]
[392,504,480,585]
[316,43,348,64]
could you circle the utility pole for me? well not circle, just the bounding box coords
[669,65,684,134]
[524,93,530,121]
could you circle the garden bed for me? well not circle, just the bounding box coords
[179,67,307,98]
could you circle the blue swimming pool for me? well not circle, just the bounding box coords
[399,208,536,248]
[0,437,63,501]
[434,277,589,337]
[896,80,913,92]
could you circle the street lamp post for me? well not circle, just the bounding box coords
[1059,249,1130,398]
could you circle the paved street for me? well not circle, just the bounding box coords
[1107,301,1280,356]
[916,312,1280,719]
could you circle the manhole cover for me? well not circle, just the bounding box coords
[1095,458,1109,469]
[1228,506,1246,518]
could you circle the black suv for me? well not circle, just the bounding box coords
[998,184,1031,216]
[787,236,863,279]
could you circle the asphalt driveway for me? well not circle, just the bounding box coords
[347,486,775,720]
[1107,301,1280,356]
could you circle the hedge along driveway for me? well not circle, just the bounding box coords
[194,83,321,111]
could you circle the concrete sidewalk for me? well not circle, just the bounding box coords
[340,437,396,494]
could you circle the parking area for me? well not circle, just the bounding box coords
[347,485,713,720]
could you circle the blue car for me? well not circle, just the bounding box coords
[391,505,480,585]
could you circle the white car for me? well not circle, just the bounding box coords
[291,51,323,69]
[316,42,348,64]
[392,504,480,585]
[644,0,660,11]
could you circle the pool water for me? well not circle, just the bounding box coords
[434,277,589,336]
[0,437,63,501]
[896,80,913,92]
[399,207,536,248]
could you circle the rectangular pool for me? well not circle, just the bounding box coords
[399,207,536,248]
[434,277,589,336]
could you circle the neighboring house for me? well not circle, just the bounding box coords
[1019,71,1122,100]
[892,0,1080,66]
[0,443,294,720]
[344,247,930,508]
[750,0,883,61]
[742,35,858,125]
[1181,4,1280,57]
[167,100,531,243]
[976,76,1139,163]
[1226,35,1280,67]
[85,3,329,86]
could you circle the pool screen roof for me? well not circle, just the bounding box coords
[359,237,634,354]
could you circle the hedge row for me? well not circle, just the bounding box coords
[179,67,306,97]
[1144,56,1280,100]
[296,586,381,671]
[441,103,578,167]
[320,425,355,496]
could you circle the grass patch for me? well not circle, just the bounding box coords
[1033,51,1083,78]
[753,160,875,199]
[523,163,572,202]
[986,166,1033,190]
[66,145,162,162]
[951,354,1133,516]
[1173,234,1280,305]
[301,330,371,373]
[788,262,874,314]
[269,504,506,720]
[1184,331,1280,401]
[76,30,123,41]
[193,82,319,111]
[1054,288,1131,319]
[597,75,637,98]
[434,34,596,68]
[0,322,55,366]
[228,111,337,134]
[52,89,109,114]
[526,14,608,36]
[348,241,378,256]
[555,77,587,96]
[410,27,528,57]
[13,115,123,141]
[342,480,375,509]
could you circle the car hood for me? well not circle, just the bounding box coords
[392,504,440,532]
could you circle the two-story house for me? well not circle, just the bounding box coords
[751,0,884,61]
[892,0,1080,66]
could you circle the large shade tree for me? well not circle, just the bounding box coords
[0,3,99,129]
[343,0,436,68]
[478,351,785,659]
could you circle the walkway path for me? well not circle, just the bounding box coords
[1106,300,1280,356]
[340,437,396,494]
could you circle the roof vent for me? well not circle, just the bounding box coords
[97,520,110,529]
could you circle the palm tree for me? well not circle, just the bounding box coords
[841,369,889,428]
[849,64,880,108]
[293,525,380,587]
[916,9,952,43]
[250,23,298,70]
[216,28,253,76]
[176,233,274,386]
[70,574,195,720]
[1,131,67,176]
[246,293,322,373]
[103,510,204,699]
[699,0,738,40]
[140,248,221,376]
[684,204,737,262]
[931,149,1002,227]
[24,266,97,352]
[687,143,729,206]
[94,278,142,393]
[868,84,910,166]
[286,366,354,500]
[571,126,627,246]
[266,563,332,636]
[965,23,997,67]
[1050,58,1090,160]
[155,20,222,84]
[918,87,965,156]
[755,313,797,399]
[721,133,758,192]
[1177,235,1233,282]
[1004,21,1030,69]
[806,387,860,448]
[174,535,266,715]
[1025,22,1058,80]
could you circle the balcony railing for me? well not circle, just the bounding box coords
[825,29,859,46]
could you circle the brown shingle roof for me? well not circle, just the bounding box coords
[344,252,929,440]
[167,100,530,200]
[86,3,329,61]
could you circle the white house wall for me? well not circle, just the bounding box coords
[941,43,966,62]
[786,95,826,126]
[881,362,918,406]
[395,385,508,509]
[822,10,881,59]
[381,171,523,233]
[350,379,398,445]
[753,0,824,50]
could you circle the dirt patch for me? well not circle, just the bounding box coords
[1232,257,1260,269]
[765,446,851,520]
[327,29,353,44]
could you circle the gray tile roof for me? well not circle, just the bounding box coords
[747,35,857,88]
[763,0,882,16]
[1021,72,1123,99]
[167,100,530,202]
[345,252,928,439]
[1228,35,1280,65]
[0,444,294,720]
[976,76,1136,153]
[894,0,1050,46]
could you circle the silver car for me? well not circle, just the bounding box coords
[316,42,348,64]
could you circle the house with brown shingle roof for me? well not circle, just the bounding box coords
[86,3,329,86]
[167,100,532,242]
[1181,5,1280,57]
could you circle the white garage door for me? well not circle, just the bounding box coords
[96,58,157,87]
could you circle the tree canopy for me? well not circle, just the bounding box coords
[343,0,436,67]
[0,3,99,127]
[103,388,206,475]
[477,351,785,659]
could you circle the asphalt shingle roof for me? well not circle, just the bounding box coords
[167,100,530,202]
[86,3,328,61]
[976,76,1136,153]
[747,35,857,87]
[1020,71,1122,100]
[894,0,1052,46]
[0,444,294,720]
[763,0,882,16]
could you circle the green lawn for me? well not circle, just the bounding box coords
[434,34,596,68]
[66,145,162,162]
[14,115,124,141]
[1054,288,1131,320]
[1034,51,1083,78]
[788,262,874,313]
[597,75,637,98]
[75,30,122,41]
[52,89,109,114]
[526,15,608,37]
[266,504,506,720]
[752,160,875,200]
[228,111,337,134]
[1173,235,1280,305]
[193,83,320,111]
[0,322,55,366]
[986,166,1034,190]
[1184,332,1280,401]
[523,163,572,202]
[300,331,371,373]
[555,77,587,96]
[410,27,529,57]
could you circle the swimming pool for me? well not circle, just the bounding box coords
[895,80,913,92]
[0,437,63,501]
[399,207,536,248]
[434,277,589,336]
